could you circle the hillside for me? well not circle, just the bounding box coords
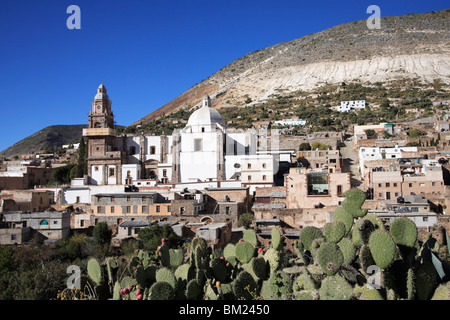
[0,125,87,159]
[132,9,449,125]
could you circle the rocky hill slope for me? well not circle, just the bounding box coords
[0,125,86,159]
[133,9,449,124]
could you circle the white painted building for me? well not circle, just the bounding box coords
[337,100,366,112]
[358,146,418,177]
[274,119,306,126]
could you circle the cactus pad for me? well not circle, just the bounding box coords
[368,230,396,269]
[390,217,418,248]
[323,220,346,243]
[148,281,174,300]
[319,275,353,300]
[316,242,344,275]
[299,226,323,252]
[235,241,255,264]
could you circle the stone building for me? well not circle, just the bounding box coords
[0,211,70,244]
[286,167,351,209]
[91,192,171,225]
[0,190,54,212]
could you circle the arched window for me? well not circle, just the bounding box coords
[40,220,48,226]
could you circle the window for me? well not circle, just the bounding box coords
[423,217,428,222]
[142,206,147,214]
[386,183,390,187]
[248,175,252,181]
[97,206,103,214]
[76,196,80,204]
[409,183,413,187]
[262,163,266,169]
[150,146,156,154]
[201,127,205,133]
[109,168,115,177]
[393,183,398,187]
[194,139,203,152]
[337,185,342,196]
[111,196,115,202]
[225,206,230,214]
[156,205,160,213]
[386,192,391,200]
[378,183,382,188]
[262,175,266,181]
[247,163,252,169]
[142,196,147,202]
[419,183,425,187]
[130,146,136,155]
[168,206,171,212]
[432,182,436,187]
[127,196,131,202]
[110,206,115,214]
[126,206,131,214]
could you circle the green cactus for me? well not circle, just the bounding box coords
[235,241,255,264]
[136,265,156,288]
[316,242,344,275]
[319,275,353,300]
[210,258,228,282]
[364,214,385,230]
[353,284,384,300]
[333,207,354,236]
[415,261,439,300]
[148,281,175,300]
[243,229,258,247]
[359,245,375,274]
[358,219,376,245]
[341,188,367,218]
[323,220,346,243]
[263,247,281,272]
[260,270,292,300]
[232,271,258,300]
[155,267,177,289]
[338,237,356,264]
[406,267,415,300]
[390,217,418,248]
[250,256,267,280]
[112,281,121,300]
[293,272,319,293]
[186,279,203,300]
[271,227,282,250]
[87,258,103,285]
[169,248,185,269]
[299,226,323,252]
[174,263,196,283]
[368,230,396,269]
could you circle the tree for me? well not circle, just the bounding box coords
[49,165,74,185]
[364,129,376,138]
[93,222,112,246]
[299,142,312,151]
[238,212,254,228]
[75,136,87,178]
[138,224,180,250]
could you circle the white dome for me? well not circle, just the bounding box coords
[187,95,225,127]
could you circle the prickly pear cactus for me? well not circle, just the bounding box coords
[333,207,353,236]
[300,226,323,252]
[243,229,258,247]
[342,188,368,218]
[316,242,344,275]
[368,230,396,270]
[87,258,103,285]
[323,220,346,243]
[235,241,255,264]
[319,275,353,300]
[390,217,418,248]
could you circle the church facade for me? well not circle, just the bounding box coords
[83,84,280,187]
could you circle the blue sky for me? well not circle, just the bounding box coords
[0,0,448,152]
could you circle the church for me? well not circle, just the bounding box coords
[83,84,281,187]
